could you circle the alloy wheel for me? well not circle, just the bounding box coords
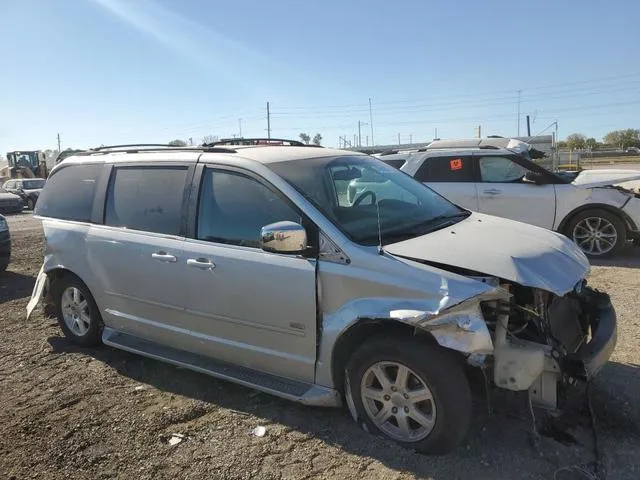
[360,361,436,442]
[572,216,617,256]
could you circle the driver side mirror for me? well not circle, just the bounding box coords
[261,221,308,254]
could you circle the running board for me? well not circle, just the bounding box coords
[102,328,340,407]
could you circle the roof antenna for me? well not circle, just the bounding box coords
[376,200,384,255]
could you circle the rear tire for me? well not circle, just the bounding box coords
[52,275,103,346]
[26,197,35,210]
[345,335,472,454]
[565,209,627,258]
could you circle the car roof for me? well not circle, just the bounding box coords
[378,147,516,161]
[54,144,366,169]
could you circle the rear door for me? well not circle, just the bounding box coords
[413,155,479,210]
[180,165,318,382]
[475,155,556,228]
[87,161,194,344]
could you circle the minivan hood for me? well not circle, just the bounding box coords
[384,213,589,296]
[571,169,640,188]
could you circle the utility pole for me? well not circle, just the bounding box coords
[239,118,242,138]
[57,133,61,152]
[398,133,401,145]
[366,135,369,146]
[368,98,374,147]
[434,128,438,140]
[475,125,481,139]
[517,90,522,136]
[526,115,531,137]
[266,102,271,139]
[358,121,362,147]
[353,134,357,147]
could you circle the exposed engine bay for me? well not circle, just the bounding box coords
[478,279,613,409]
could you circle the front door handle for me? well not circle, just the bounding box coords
[152,252,177,263]
[483,188,502,195]
[187,258,215,270]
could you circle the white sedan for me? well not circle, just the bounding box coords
[348,148,640,257]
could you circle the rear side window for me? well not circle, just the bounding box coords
[414,156,475,182]
[105,166,188,235]
[381,159,406,169]
[35,164,102,221]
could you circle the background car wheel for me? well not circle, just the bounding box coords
[52,275,103,346]
[345,335,472,454]
[565,209,627,258]
[26,197,35,210]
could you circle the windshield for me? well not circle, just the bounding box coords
[22,179,46,189]
[269,155,467,246]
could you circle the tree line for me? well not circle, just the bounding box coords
[558,129,639,150]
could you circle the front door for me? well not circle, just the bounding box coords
[181,167,317,382]
[475,155,556,229]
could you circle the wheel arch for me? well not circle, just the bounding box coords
[557,203,637,234]
[330,319,461,396]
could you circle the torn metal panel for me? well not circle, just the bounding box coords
[314,255,510,388]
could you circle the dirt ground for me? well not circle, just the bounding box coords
[1,212,639,480]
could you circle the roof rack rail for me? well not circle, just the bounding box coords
[205,138,323,147]
[90,143,180,151]
[73,145,238,156]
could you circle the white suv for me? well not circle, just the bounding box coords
[28,140,616,454]
[354,140,640,257]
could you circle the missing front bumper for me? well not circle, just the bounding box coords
[565,297,617,380]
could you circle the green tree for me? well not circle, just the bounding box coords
[556,140,568,149]
[565,133,587,150]
[312,133,322,146]
[168,139,187,146]
[603,129,640,149]
[299,133,311,144]
[585,137,598,149]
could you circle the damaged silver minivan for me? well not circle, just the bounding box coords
[27,140,616,454]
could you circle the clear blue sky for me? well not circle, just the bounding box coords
[1,0,639,152]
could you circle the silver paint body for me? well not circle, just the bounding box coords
[28,147,593,404]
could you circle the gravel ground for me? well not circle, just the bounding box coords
[1,212,639,480]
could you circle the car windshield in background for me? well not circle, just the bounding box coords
[269,155,467,246]
[22,180,46,189]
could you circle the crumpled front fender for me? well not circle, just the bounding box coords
[315,286,509,388]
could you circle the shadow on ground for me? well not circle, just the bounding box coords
[45,335,637,478]
[590,246,640,268]
[0,270,35,302]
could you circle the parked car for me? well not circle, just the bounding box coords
[2,178,46,210]
[0,186,25,214]
[359,140,640,257]
[0,214,10,271]
[27,141,616,454]
[625,146,640,154]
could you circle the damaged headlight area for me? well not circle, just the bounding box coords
[476,281,616,409]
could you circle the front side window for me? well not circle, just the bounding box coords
[35,164,102,222]
[197,169,301,248]
[479,156,529,183]
[104,166,187,235]
[269,155,466,246]
[414,156,475,182]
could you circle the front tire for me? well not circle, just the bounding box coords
[345,335,472,454]
[565,209,627,258]
[26,197,35,210]
[52,275,103,346]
